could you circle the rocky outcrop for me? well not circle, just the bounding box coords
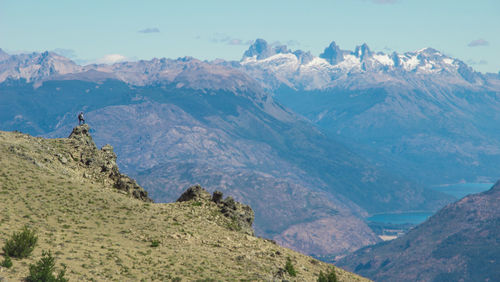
[68,124,152,202]
[177,185,254,235]
[176,184,212,202]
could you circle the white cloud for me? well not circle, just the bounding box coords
[95,54,127,64]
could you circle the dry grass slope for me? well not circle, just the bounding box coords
[0,129,369,281]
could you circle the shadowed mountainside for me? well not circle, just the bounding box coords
[337,181,500,282]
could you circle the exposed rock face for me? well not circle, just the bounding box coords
[176,184,211,202]
[68,124,152,202]
[211,190,223,204]
[219,195,254,236]
[177,185,254,235]
[68,124,96,147]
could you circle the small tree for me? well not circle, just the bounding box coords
[285,257,297,277]
[317,268,338,282]
[2,226,38,258]
[27,251,68,282]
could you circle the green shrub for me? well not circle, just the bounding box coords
[150,240,160,247]
[317,268,338,282]
[285,257,297,277]
[2,226,38,258]
[1,255,13,268]
[27,251,68,282]
[191,201,202,207]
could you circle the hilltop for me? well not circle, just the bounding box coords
[0,125,368,281]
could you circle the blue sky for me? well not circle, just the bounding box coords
[1,0,499,73]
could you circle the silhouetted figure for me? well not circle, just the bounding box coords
[78,112,85,125]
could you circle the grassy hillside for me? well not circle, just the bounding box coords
[0,127,368,281]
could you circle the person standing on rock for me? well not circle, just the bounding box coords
[78,112,85,125]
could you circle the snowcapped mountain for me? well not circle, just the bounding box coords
[0,41,493,92]
[1,41,499,187]
[237,39,500,186]
[239,39,488,90]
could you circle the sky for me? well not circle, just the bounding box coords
[0,0,499,73]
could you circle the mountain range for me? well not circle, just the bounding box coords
[2,38,499,259]
[0,45,456,258]
[235,39,500,186]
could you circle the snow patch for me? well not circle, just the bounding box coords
[334,55,361,71]
[373,54,394,66]
[403,55,420,71]
[443,58,454,65]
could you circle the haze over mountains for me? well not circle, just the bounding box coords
[236,39,500,186]
[1,39,499,259]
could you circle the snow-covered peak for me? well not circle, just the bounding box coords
[238,39,484,90]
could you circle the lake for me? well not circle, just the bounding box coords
[367,183,494,225]
[429,182,494,199]
[367,212,433,225]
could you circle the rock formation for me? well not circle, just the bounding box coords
[68,124,151,202]
[177,185,254,235]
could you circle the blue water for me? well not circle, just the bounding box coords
[429,182,493,199]
[367,212,433,224]
[368,183,493,225]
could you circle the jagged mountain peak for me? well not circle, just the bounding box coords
[0,49,81,83]
[238,40,490,90]
[242,38,290,60]
[353,43,372,60]
[320,41,345,65]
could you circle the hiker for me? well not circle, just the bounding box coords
[78,112,85,125]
